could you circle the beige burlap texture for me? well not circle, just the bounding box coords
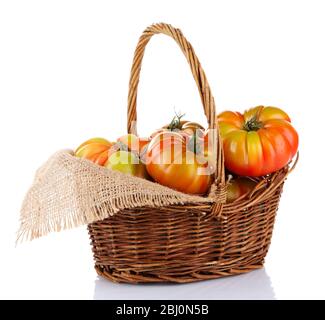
[17,150,214,242]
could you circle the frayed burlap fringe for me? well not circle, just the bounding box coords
[17,150,213,242]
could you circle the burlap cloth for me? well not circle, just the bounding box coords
[17,150,214,242]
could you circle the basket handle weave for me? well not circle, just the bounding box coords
[127,23,225,189]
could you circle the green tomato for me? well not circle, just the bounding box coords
[105,150,148,179]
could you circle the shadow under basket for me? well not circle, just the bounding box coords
[87,23,296,284]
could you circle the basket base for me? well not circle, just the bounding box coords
[94,262,265,284]
[88,169,286,285]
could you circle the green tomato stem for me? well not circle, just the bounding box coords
[243,116,264,131]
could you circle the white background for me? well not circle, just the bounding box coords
[0,0,324,300]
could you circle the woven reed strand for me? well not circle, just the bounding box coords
[88,23,293,283]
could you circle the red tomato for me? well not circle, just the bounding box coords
[218,106,299,176]
[145,131,212,194]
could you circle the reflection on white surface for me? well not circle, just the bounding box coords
[94,268,275,300]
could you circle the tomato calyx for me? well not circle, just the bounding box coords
[167,111,185,131]
[243,116,264,131]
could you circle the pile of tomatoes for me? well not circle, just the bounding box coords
[75,106,298,203]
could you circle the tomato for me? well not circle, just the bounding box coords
[218,106,299,176]
[145,131,212,194]
[75,137,114,166]
[105,150,149,179]
[226,177,257,203]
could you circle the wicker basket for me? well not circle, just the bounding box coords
[88,23,297,283]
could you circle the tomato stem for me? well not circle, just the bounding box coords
[167,111,185,131]
[243,116,264,131]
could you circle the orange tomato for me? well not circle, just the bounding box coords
[75,137,114,166]
[218,106,299,176]
[145,131,212,194]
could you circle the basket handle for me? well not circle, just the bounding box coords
[127,23,225,188]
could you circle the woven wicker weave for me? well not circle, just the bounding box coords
[88,23,296,283]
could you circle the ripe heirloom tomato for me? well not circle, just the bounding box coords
[226,177,257,203]
[75,135,151,180]
[75,137,114,166]
[218,106,299,176]
[145,131,212,195]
